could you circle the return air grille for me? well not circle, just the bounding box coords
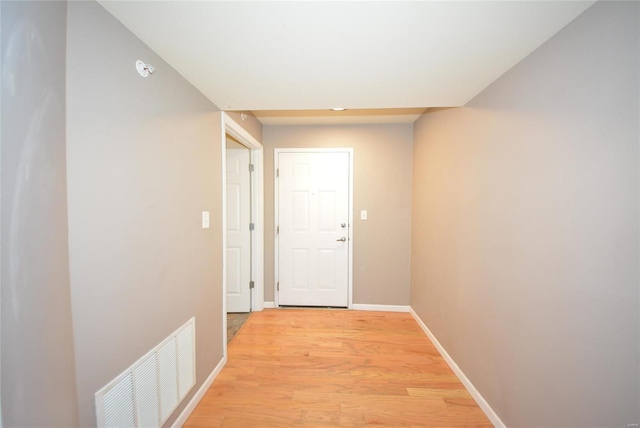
[95,318,196,428]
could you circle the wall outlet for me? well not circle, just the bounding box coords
[202,211,210,229]
[360,210,368,220]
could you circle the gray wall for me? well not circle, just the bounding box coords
[1,1,79,426]
[66,2,223,426]
[411,2,639,426]
[263,124,413,305]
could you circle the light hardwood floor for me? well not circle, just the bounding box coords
[185,309,492,427]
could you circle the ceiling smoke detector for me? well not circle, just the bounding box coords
[136,60,155,78]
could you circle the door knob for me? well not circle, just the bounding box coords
[336,237,347,242]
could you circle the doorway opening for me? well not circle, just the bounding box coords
[225,135,251,342]
[221,113,264,352]
[226,135,251,313]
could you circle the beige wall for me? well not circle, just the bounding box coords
[411,1,639,426]
[263,124,413,305]
[66,2,224,425]
[226,111,263,143]
[226,136,247,150]
[1,2,79,425]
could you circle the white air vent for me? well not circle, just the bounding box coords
[95,318,196,428]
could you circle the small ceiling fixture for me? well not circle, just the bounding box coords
[136,60,155,78]
[331,108,347,111]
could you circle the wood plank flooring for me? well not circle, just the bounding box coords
[185,309,492,427]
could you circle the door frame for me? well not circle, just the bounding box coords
[221,112,264,350]
[274,148,354,309]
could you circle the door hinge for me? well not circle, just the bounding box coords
[276,168,279,178]
[249,222,255,231]
[249,281,255,289]
[277,225,279,234]
[277,282,280,291]
[249,163,254,172]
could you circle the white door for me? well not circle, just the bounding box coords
[277,151,351,307]
[226,148,251,312]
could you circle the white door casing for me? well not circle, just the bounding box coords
[276,150,353,308]
[226,147,251,313]
[221,112,264,353]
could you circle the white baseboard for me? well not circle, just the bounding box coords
[352,304,410,313]
[409,308,505,428]
[263,302,409,312]
[172,355,227,427]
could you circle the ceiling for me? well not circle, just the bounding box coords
[99,1,595,125]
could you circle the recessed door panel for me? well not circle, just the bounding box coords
[291,249,310,291]
[317,249,337,291]
[318,191,337,232]
[226,247,242,294]
[226,183,241,232]
[291,191,310,232]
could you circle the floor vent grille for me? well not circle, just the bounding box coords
[95,318,196,428]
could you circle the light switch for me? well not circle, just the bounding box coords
[202,211,210,229]
[360,210,368,220]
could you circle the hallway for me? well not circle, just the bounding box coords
[186,310,491,427]
[2,1,637,426]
